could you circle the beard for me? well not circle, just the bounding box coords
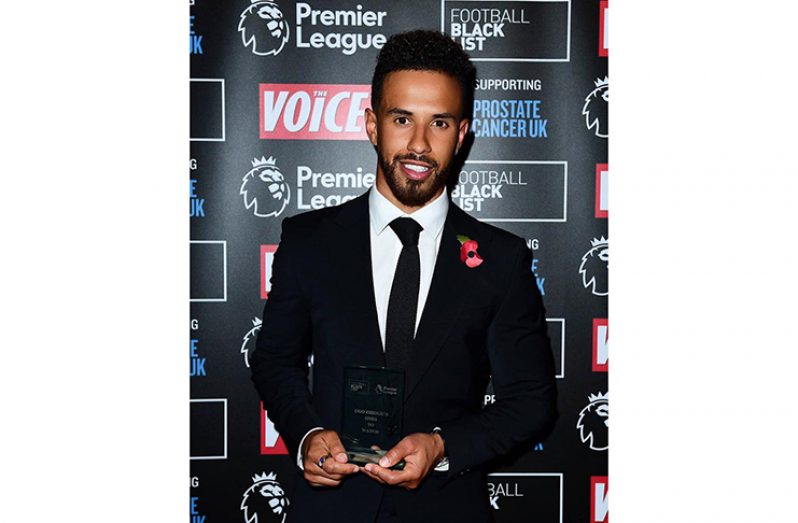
[378,150,450,208]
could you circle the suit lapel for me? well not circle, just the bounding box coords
[324,192,385,366]
[404,204,474,400]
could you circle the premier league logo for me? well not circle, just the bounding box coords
[238,1,290,57]
[577,392,609,451]
[241,317,262,368]
[241,156,290,218]
[579,236,608,296]
[583,76,609,138]
[241,472,290,523]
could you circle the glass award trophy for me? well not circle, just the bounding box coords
[341,366,405,470]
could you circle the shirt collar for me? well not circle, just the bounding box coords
[369,186,449,240]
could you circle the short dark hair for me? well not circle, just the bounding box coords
[371,30,476,118]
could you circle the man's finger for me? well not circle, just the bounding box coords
[310,452,330,469]
[360,465,385,484]
[379,439,412,468]
[305,454,349,477]
[365,464,411,486]
[304,459,343,481]
[305,450,330,471]
[325,433,349,464]
[317,466,346,481]
[322,457,359,476]
[305,473,341,488]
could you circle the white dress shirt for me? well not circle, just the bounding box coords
[297,188,450,470]
[369,187,448,347]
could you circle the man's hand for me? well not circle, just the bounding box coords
[361,432,445,490]
[302,429,359,487]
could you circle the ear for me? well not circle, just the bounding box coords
[365,107,378,146]
[456,118,469,154]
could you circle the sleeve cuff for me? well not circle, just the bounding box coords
[432,426,449,471]
[296,427,324,470]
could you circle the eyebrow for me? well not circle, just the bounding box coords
[386,107,457,120]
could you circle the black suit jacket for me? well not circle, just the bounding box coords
[252,191,557,522]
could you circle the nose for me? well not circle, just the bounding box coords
[407,125,431,155]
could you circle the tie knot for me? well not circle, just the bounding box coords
[389,217,423,246]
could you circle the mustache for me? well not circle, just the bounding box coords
[392,153,439,170]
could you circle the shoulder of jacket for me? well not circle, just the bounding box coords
[450,204,528,254]
[280,192,365,237]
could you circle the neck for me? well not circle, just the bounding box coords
[374,178,444,215]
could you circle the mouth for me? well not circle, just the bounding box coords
[398,160,434,181]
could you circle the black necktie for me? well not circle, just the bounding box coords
[385,217,423,369]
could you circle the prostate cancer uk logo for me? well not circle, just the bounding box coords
[239,1,290,56]
[579,236,608,296]
[260,83,371,140]
[241,156,290,218]
[577,392,609,451]
[583,76,609,138]
[241,472,290,523]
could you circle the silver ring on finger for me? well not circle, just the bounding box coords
[318,453,332,468]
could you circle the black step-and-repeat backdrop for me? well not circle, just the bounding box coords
[190,1,607,521]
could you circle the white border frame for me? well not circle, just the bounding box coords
[190,398,228,460]
[487,472,564,523]
[190,240,227,302]
[441,0,571,63]
[190,78,226,142]
[463,160,568,223]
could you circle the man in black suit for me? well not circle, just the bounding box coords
[251,30,557,522]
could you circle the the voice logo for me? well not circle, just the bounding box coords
[595,163,608,218]
[261,404,288,455]
[599,1,608,57]
[261,244,278,299]
[260,83,370,140]
[591,476,608,522]
[593,318,608,372]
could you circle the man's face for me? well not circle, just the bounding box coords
[366,70,469,211]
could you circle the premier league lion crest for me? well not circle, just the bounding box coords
[582,76,608,138]
[576,392,609,451]
[238,1,290,56]
[241,472,290,523]
[579,236,608,296]
[241,156,290,218]
[240,317,262,368]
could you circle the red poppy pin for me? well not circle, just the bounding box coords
[457,234,484,268]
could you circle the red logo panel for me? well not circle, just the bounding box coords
[260,83,371,140]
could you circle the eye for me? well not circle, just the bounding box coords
[394,116,410,126]
[432,120,450,129]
